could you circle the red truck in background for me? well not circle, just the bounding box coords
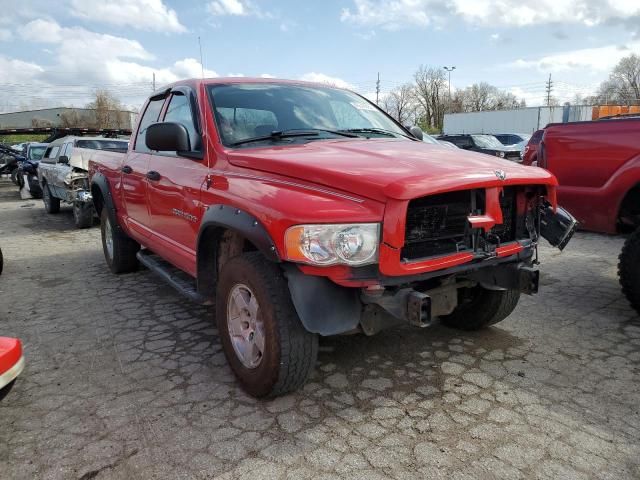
[538,117,640,313]
[89,78,575,397]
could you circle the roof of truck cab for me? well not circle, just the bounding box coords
[150,77,353,97]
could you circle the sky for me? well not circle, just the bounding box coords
[0,0,638,112]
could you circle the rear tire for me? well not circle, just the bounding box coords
[42,184,60,214]
[73,202,94,229]
[441,287,520,330]
[100,208,139,274]
[216,252,318,398]
[619,228,640,315]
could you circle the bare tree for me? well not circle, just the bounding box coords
[382,83,416,125]
[86,90,129,128]
[595,54,640,104]
[413,66,447,130]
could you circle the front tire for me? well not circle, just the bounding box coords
[73,202,94,229]
[100,209,139,274]
[619,228,640,315]
[10,169,19,186]
[42,184,60,214]
[441,286,520,330]
[216,252,318,398]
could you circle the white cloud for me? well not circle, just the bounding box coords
[69,0,186,33]
[0,55,43,83]
[299,72,354,89]
[341,0,640,29]
[0,28,11,41]
[207,0,263,17]
[509,41,640,73]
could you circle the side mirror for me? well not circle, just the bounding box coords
[146,122,190,152]
[58,155,69,164]
[409,126,423,140]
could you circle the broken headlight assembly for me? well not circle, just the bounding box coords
[539,202,578,251]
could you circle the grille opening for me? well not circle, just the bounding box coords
[401,187,521,262]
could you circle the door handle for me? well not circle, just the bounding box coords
[146,170,161,181]
[121,165,132,174]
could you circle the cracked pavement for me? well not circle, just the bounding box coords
[0,178,639,479]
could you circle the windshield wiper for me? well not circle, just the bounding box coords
[339,128,409,139]
[230,128,359,147]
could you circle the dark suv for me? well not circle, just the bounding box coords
[438,134,522,161]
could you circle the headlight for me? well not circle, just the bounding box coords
[496,151,505,158]
[284,223,380,266]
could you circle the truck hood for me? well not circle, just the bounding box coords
[226,139,556,201]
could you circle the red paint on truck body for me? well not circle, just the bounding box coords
[539,118,640,234]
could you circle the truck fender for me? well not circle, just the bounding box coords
[196,204,279,298]
[282,264,362,336]
[90,172,118,226]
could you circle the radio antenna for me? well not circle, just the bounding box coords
[198,36,205,79]
[197,36,210,173]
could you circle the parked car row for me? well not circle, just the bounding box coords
[436,133,523,161]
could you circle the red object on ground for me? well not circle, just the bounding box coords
[539,118,640,234]
[0,337,24,391]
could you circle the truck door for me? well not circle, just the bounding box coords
[121,96,166,238]
[52,142,73,199]
[145,88,207,274]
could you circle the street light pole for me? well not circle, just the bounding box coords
[443,66,456,113]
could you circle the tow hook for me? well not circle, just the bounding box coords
[407,291,431,327]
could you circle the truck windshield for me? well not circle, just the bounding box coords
[28,146,47,160]
[208,83,409,147]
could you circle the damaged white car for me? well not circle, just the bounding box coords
[38,136,129,228]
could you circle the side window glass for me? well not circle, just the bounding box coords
[48,146,60,159]
[163,93,199,151]
[134,98,165,153]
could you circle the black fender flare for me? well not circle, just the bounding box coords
[90,172,118,226]
[196,204,279,298]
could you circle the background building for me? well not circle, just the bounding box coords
[443,105,594,134]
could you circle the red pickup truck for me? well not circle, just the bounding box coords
[538,117,640,313]
[89,78,575,397]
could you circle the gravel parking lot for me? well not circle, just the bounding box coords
[0,178,639,480]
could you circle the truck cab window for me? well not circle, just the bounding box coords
[134,98,165,153]
[163,93,200,151]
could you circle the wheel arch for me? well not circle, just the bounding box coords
[196,205,279,299]
[90,172,114,219]
[617,182,640,232]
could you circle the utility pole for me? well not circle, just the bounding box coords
[443,66,456,112]
[375,72,380,105]
[545,74,553,106]
[152,72,156,91]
